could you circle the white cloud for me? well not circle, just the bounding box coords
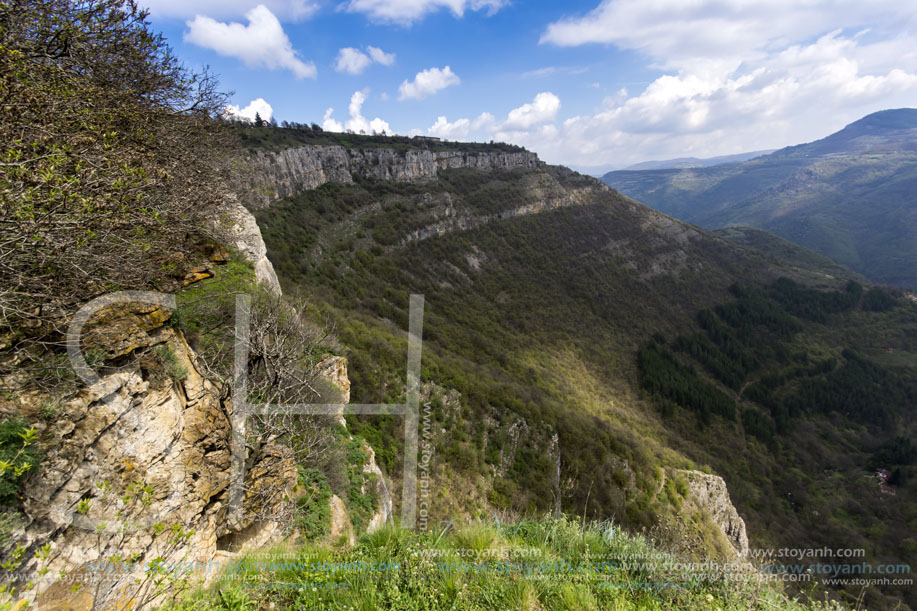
[398,66,460,100]
[472,112,496,130]
[343,0,507,25]
[323,91,392,134]
[322,107,343,132]
[497,31,917,168]
[516,1,917,167]
[428,116,471,139]
[222,98,274,122]
[541,0,916,71]
[145,0,318,21]
[504,92,561,129]
[334,46,396,74]
[367,46,396,66]
[335,48,373,75]
[185,5,316,78]
[422,111,497,140]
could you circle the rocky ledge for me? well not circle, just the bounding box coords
[248,145,542,207]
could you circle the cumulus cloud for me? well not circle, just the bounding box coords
[428,116,472,139]
[398,66,460,100]
[499,31,917,168]
[421,111,497,140]
[145,0,318,21]
[343,0,507,25]
[322,107,344,132]
[334,46,396,74]
[518,0,917,167]
[367,46,396,66]
[185,5,316,78]
[540,0,916,72]
[335,48,372,75]
[222,98,273,122]
[503,92,561,129]
[323,91,392,134]
[472,112,496,131]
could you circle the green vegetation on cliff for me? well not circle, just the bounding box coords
[168,518,841,611]
[253,131,917,608]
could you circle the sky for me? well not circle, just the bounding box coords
[148,0,917,172]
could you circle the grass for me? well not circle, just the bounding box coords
[162,517,845,611]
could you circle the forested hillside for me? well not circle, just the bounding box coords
[251,129,917,609]
[601,109,917,287]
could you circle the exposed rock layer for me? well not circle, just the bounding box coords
[248,145,542,207]
[680,470,749,557]
[21,317,296,610]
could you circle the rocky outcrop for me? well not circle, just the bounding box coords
[217,194,282,294]
[400,186,598,244]
[328,494,355,546]
[14,312,297,610]
[248,145,542,207]
[360,443,393,532]
[680,470,749,557]
[317,356,392,534]
[317,356,350,426]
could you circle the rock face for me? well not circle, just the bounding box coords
[317,356,350,426]
[217,193,282,294]
[680,470,749,557]
[315,355,392,535]
[361,442,393,532]
[248,145,542,207]
[328,494,355,546]
[17,314,297,610]
[400,186,598,245]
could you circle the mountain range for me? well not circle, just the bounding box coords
[602,109,917,287]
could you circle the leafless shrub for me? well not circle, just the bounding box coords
[182,284,342,523]
[0,0,237,342]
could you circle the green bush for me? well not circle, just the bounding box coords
[0,417,41,505]
[154,346,188,383]
[295,468,332,541]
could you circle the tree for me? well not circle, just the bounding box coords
[179,284,341,524]
[254,112,264,127]
[0,0,236,343]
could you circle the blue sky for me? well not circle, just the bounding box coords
[148,0,917,172]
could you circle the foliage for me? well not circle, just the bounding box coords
[861,287,896,312]
[0,417,40,505]
[295,468,332,542]
[344,438,377,533]
[237,123,527,154]
[0,0,236,338]
[154,346,188,382]
[768,278,861,322]
[637,342,736,425]
[871,437,916,468]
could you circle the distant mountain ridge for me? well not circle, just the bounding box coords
[624,149,775,171]
[602,108,917,286]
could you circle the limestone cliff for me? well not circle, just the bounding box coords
[248,145,542,207]
[679,470,749,557]
[11,311,296,611]
[218,194,282,294]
